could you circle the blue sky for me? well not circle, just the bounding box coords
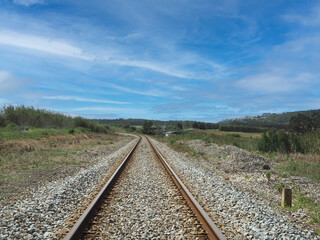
[0,0,319,122]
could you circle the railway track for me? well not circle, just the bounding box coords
[64,136,226,240]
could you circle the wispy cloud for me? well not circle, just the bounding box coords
[283,4,320,26]
[73,107,148,114]
[105,82,167,97]
[13,0,43,7]
[236,70,312,93]
[0,70,30,93]
[0,31,91,60]
[106,59,191,79]
[43,96,130,104]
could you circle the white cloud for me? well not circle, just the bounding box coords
[0,31,92,60]
[13,0,43,7]
[73,107,148,114]
[43,96,130,104]
[105,83,167,97]
[236,70,312,93]
[0,70,29,93]
[283,4,320,26]
[106,58,191,79]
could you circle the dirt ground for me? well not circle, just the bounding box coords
[0,132,134,204]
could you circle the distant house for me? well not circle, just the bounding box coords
[165,131,182,137]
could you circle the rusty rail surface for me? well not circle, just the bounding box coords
[147,137,226,240]
[64,137,141,240]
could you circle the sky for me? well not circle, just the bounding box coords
[0,0,320,122]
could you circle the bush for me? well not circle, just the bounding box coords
[0,105,109,134]
[258,129,303,153]
[68,128,75,134]
[4,123,20,131]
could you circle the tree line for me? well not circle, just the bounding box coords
[0,105,109,134]
[257,113,320,154]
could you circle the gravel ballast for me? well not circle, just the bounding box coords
[82,137,207,239]
[150,138,320,240]
[0,136,138,240]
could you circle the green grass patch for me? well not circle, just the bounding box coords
[0,128,67,140]
[278,160,320,181]
[294,194,320,224]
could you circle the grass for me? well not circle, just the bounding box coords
[0,130,117,200]
[161,130,320,182]
[208,129,262,138]
[277,159,320,181]
[0,128,67,140]
[162,129,259,152]
[289,190,320,226]
[0,126,104,140]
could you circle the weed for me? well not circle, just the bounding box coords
[278,160,320,181]
[276,181,285,192]
[265,171,271,181]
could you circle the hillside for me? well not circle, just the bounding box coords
[97,118,195,127]
[219,109,320,128]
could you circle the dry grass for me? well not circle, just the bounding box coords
[208,129,262,138]
[0,132,117,200]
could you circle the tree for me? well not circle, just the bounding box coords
[192,121,198,129]
[290,114,313,133]
[142,120,153,134]
[176,122,183,130]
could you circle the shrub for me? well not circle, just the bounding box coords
[258,129,304,153]
[0,105,109,134]
[68,128,75,134]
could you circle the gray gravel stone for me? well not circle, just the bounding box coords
[150,138,320,240]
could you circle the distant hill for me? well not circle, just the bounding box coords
[97,118,195,127]
[219,109,320,129]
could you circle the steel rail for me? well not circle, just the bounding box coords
[64,137,141,240]
[147,137,226,240]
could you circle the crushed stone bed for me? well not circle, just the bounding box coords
[0,137,137,240]
[82,137,206,239]
[150,138,320,240]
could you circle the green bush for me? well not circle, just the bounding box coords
[68,128,75,134]
[258,129,303,153]
[0,105,109,134]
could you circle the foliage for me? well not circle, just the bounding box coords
[278,159,320,181]
[219,125,267,133]
[164,130,258,152]
[176,122,183,129]
[258,129,300,153]
[276,181,285,192]
[290,113,320,133]
[265,171,271,181]
[192,121,219,130]
[0,105,109,134]
[219,109,320,128]
[142,120,154,134]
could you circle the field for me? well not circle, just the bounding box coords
[0,129,121,201]
[159,129,320,181]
